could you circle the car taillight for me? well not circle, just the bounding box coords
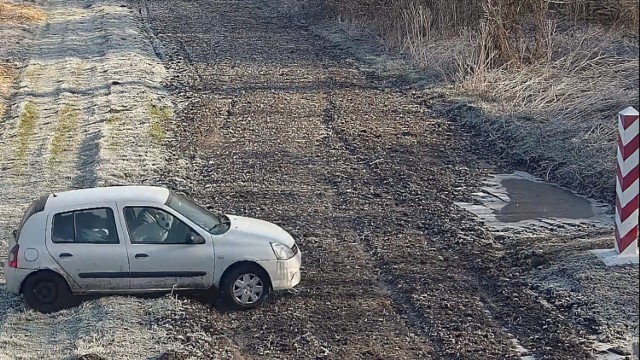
[8,244,19,268]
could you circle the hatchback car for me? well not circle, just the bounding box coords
[4,186,302,313]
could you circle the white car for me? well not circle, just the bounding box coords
[3,186,302,313]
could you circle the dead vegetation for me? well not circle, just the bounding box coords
[0,0,46,24]
[0,64,12,97]
[554,0,640,30]
[48,105,80,168]
[0,1,47,120]
[315,0,638,73]
[0,64,13,117]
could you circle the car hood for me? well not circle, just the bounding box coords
[223,215,295,247]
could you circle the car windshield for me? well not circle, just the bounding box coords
[166,192,224,234]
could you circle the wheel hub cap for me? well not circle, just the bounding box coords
[34,282,57,304]
[232,273,264,305]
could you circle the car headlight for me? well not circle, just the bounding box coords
[270,242,295,260]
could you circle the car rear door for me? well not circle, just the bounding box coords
[116,202,214,290]
[45,202,130,291]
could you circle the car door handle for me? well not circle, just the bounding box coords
[59,253,73,258]
[135,253,148,258]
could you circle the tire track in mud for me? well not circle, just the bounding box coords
[315,58,523,358]
[320,81,595,358]
[314,35,597,358]
[0,0,177,358]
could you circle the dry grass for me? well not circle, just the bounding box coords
[15,101,38,170]
[320,0,638,70]
[0,64,12,117]
[0,65,13,98]
[455,26,639,201]
[48,105,80,168]
[0,0,46,24]
[553,0,639,31]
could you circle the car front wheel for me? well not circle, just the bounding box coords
[22,271,73,313]
[221,265,270,310]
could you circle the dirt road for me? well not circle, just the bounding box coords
[135,0,617,358]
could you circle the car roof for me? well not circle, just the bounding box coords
[43,186,171,210]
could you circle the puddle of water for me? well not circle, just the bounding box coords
[455,171,613,232]
[495,178,595,223]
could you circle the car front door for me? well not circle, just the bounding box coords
[45,203,130,291]
[117,203,215,290]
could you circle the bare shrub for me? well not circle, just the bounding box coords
[480,0,554,66]
[551,0,639,32]
[315,0,638,72]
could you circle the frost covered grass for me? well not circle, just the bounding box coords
[15,102,38,171]
[0,289,182,359]
[48,105,80,168]
[0,0,177,358]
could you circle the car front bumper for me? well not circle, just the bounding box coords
[258,249,302,291]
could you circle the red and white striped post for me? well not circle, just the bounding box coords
[615,106,639,256]
[592,107,639,265]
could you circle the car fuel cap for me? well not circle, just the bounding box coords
[24,248,39,262]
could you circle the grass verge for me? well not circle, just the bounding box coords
[148,104,172,142]
[16,101,38,170]
[48,105,80,168]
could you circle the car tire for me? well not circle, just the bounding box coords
[22,271,74,313]
[221,264,270,310]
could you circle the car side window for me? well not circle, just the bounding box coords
[52,208,119,244]
[123,207,205,245]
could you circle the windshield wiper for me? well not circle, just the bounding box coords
[208,223,223,231]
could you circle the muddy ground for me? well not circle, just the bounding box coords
[134,0,637,359]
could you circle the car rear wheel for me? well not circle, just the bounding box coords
[221,264,270,310]
[22,272,73,313]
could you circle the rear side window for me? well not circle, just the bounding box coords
[52,208,119,244]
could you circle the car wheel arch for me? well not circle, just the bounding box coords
[20,269,72,295]
[218,261,272,290]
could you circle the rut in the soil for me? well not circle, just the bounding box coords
[139,0,599,358]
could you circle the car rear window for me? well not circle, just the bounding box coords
[15,194,48,242]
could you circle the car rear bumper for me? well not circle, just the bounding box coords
[258,250,301,291]
[3,266,29,295]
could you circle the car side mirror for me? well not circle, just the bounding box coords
[12,229,17,240]
[188,233,205,244]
